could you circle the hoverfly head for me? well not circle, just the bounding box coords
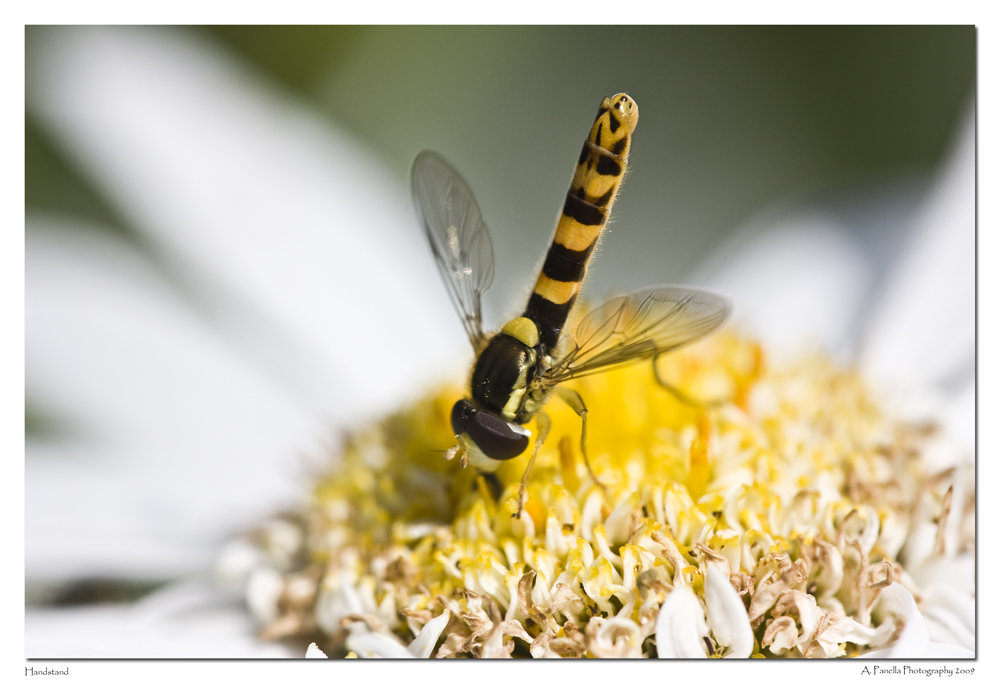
[451,399,530,462]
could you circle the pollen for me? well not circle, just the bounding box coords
[236,332,974,658]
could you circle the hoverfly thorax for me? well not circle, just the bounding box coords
[456,316,542,464]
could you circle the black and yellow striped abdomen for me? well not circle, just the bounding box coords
[524,93,639,351]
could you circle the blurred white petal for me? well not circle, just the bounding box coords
[857,583,973,659]
[699,110,975,461]
[699,215,872,359]
[921,583,976,652]
[860,109,975,395]
[314,569,364,636]
[937,376,975,459]
[215,538,266,588]
[902,550,976,655]
[910,553,975,600]
[305,642,328,658]
[855,110,976,471]
[27,26,464,423]
[26,220,314,580]
[25,581,294,658]
[245,566,284,625]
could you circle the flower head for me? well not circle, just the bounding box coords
[237,331,973,658]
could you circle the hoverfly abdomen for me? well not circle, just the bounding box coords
[525,93,639,351]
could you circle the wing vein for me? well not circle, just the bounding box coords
[543,286,731,385]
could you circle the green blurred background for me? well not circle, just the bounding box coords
[26,25,975,335]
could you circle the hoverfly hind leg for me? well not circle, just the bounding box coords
[514,412,552,520]
[554,386,608,496]
[652,352,728,409]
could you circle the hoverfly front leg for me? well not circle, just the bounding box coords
[444,442,469,468]
[514,412,551,519]
[554,386,608,496]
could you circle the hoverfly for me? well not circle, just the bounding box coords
[412,93,730,518]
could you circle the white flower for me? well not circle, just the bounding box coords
[24,26,973,657]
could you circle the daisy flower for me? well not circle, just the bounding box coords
[24,26,974,659]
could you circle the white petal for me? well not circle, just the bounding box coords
[860,108,975,395]
[910,553,975,594]
[589,616,643,658]
[919,642,977,658]
[245,566,284,625]
[698,215,872,358]
[937,377,976,463]
[27,26,463,421]
[407,610,450,658]
[215,539,266,588]
[26,222,314,580]
[305,642,328,658]
[861,583,974,659]
[921,582,975,652]
[345,630,415,659]
[314,571,364,635]
[815,613,894,653]
[26,581,293,658]
[655,585,708,658]
[478,623,510,658]
[704,564,754,658]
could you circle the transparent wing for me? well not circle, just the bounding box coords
[412,151,494,351]
[545,285,731,383]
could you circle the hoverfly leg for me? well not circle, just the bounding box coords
[444,443,469,468]
[480,472,504,502]
[652,353,728,409]
[554,387,608,495]
[514,412,551,519]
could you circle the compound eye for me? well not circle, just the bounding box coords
[451,399,476,436]
[466,411,530,461]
